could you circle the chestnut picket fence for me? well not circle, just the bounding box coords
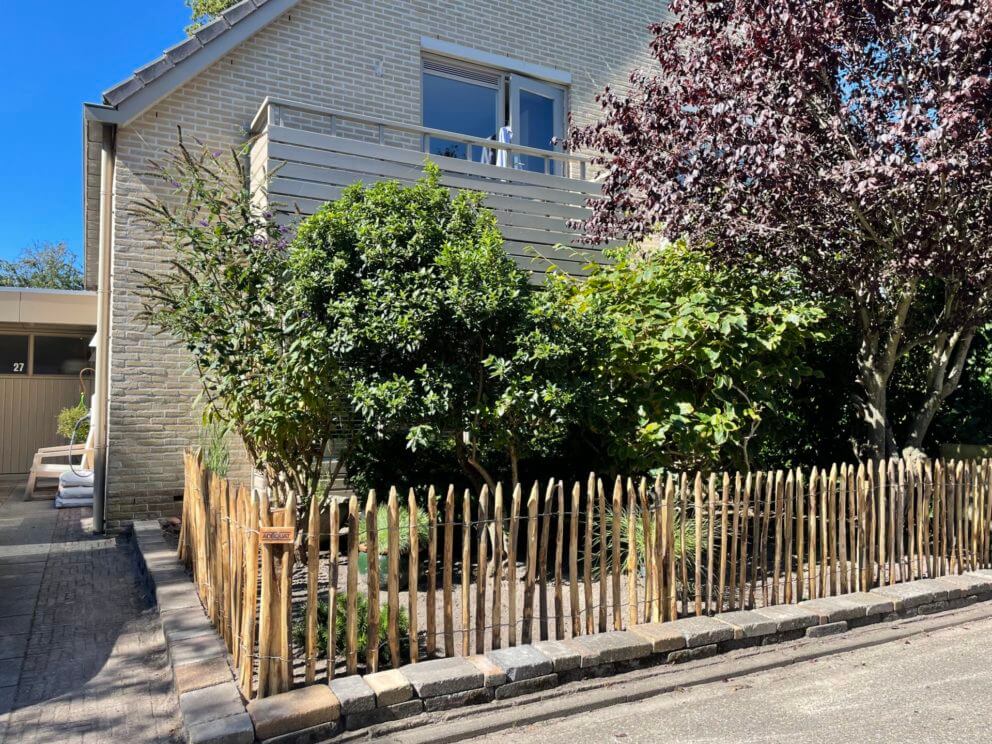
[178,450,992,700]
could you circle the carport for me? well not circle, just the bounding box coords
[0,287,96,474]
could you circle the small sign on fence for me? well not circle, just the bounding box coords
[259,526,295,545]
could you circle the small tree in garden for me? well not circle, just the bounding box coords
[135,137,353,510]
[569,242,825,471]
[480,274,610,487]
[571,2,992,458]
[289,164,529,492]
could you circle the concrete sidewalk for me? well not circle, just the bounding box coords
[0,476,181,743]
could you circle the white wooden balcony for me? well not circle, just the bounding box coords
[249,98,613,277]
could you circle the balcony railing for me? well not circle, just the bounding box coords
[250,97,594,181]
[249,97,615,278]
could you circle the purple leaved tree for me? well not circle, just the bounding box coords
[571,1,992,459]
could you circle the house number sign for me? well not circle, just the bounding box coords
[259,527,295,544]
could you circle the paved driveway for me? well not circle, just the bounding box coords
[0,477,181,743]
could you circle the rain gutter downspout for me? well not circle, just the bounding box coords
[92,122,115,533]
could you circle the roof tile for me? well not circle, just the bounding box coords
[193,15,231,45]
[222,0,257,26]
[164,36,203,65]
[134,55,175,84]
[103,76,145,107]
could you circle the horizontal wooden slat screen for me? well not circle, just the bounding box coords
[252,121,617,280]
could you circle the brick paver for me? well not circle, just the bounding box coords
[0,478,181,742]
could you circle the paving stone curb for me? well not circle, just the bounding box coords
[132,520,254,744]
[132,522,992,743]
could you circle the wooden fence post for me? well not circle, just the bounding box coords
[427,486,438,657]
[612,477,623,628]
[585,474,595,631]
[345,494,359,676]
[365,491,380,674]
[522,482,538,644]
[408,488,420,663]
[570,482,582,635]
[508,484,521,646]
[443,485,455,656]
[493,484,504,650]
[327,497,339,681]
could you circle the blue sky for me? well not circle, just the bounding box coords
[1,2,192,265]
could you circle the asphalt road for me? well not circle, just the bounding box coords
[467,615,992,744]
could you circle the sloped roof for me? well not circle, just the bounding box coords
[84,0,302,126]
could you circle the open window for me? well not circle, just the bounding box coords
[421,54,567,175]
[509,74,565,174]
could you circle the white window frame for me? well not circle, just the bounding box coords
[420,41,570,172]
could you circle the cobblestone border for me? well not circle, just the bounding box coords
[133,521,256,744]
[132,520,992,744]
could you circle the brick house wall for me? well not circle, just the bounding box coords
[103,0,662,528]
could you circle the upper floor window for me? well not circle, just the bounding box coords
[422,55,567,175]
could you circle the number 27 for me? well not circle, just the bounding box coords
[12,362,24,373]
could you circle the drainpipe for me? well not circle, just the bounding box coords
[92,123,115,534]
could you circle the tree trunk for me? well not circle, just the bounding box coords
[854,282,918,460]
[855,313,976,458]
[859,370,890,460]
[903,328,975,451]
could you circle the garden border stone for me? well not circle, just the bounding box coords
[713,610,777,639]
[132,519,992,743]
[486,645,553,682]
[752,604,819,632]
[670,616,736,647]
[132,520,254,744]
[328,676,375,715]
[532,640,582,672]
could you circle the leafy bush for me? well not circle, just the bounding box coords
[57,396,89,442]
[293,593,409,668]
[591,502,703,582]
[289,163,530,493]
[569,241,827,472]
[135,139,353,512]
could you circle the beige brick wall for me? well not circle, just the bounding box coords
[104,0,661,527]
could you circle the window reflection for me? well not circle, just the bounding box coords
[515,89,555,173]
[423,72,499,163]
[33,335,92,376]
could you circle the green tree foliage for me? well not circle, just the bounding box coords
[479,275,610,486]
[137,140,831,501]
[0,242,83,289]
[185,0,239,32]
[289,164,531,492]
[571,242,827,472]
[135,139,353,510]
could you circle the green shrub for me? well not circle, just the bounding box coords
[57,396,89,442]
[294,592,409,668]
[592,502,704,586]
[200,418,230,477]
[358,504,430,556]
